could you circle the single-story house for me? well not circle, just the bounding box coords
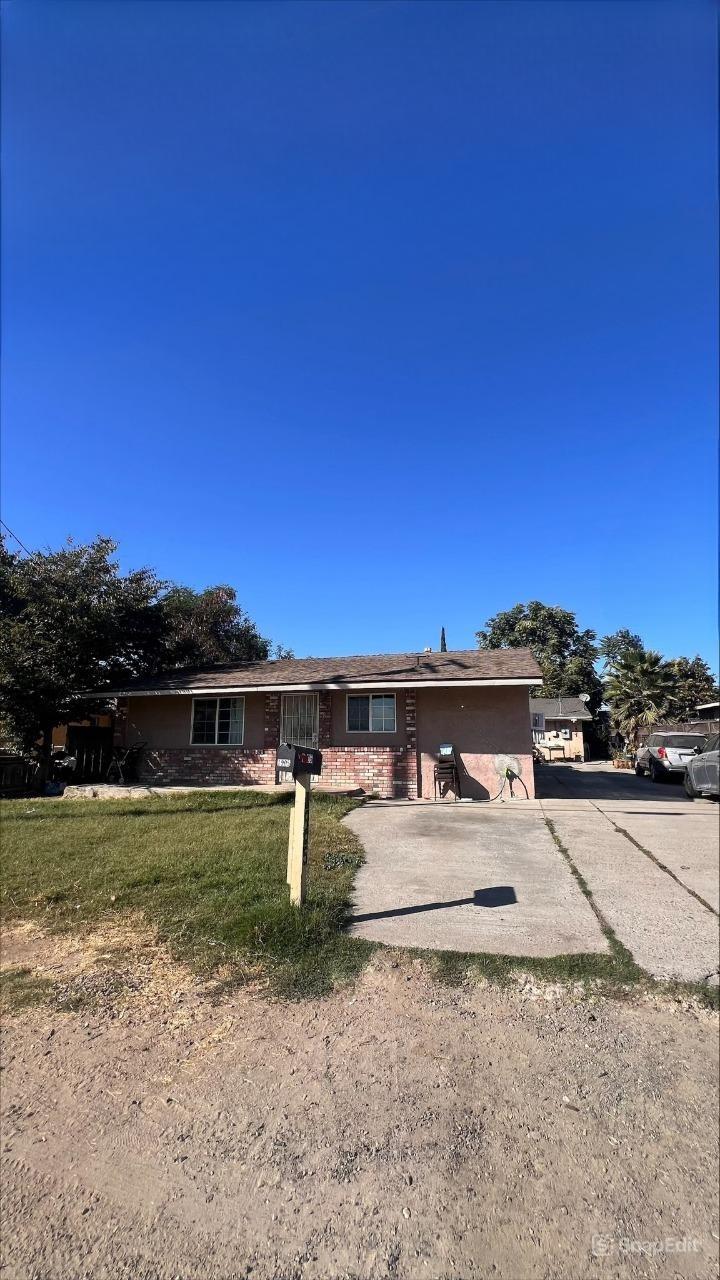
[105,648,541,800]
[529,696,592,762]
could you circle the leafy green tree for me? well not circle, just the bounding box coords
[476,601,602,709]
[0,538,278,777]
[0,536,163,768]
[604,649,676,750]
[150,585,270,671]
[273,645,295,660]
[599,628,644,669]
[666,656,718,723]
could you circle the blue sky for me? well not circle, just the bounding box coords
[2,0,717,665]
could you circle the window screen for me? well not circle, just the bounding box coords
[347,694,396,733]
[371,695,396,732]
[191,697,244,745]
[347,696,370,732]
[192,699,218,745]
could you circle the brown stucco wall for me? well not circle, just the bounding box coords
[126,693,265,750]
[416,685,534,800]
[329,689,407,748]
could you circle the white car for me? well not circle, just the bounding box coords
[684,733,719,799]
[635,732,707,783]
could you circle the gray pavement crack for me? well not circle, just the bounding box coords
[586,801,718,918]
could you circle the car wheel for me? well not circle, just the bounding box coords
[650,761,663,783]
[634,763,645,777]
[684,771,697,800]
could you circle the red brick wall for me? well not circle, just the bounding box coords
[136,743,416,797]
[138,747,277,787]
[263,693,280,748]
[319,746,415,798]
[318,692,332,747]
[404,691,418,799]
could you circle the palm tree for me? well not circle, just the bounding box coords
[604,649,676,753]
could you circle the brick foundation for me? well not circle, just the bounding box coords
[137,743,416,797]
[318,746,415,798]
[138,747,277,787]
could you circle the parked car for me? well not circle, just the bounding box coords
[635,732,708,783]
[684,733,719,799]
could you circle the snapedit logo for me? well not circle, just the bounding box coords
[591,1234,701,1259]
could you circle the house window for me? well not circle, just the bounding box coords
[347,693,396,733]
[531,711,545,733]
[191,697,244,745]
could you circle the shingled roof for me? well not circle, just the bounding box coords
[530,696,592,721]
[101,648,541,695]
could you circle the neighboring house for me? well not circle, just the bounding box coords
[695,701,720,724]
[529,696,592,762]
[104,648,541,800]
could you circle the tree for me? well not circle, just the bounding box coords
[604,649,676,750]
[0,537,278,778]
[0,536,163,769]
[599,629,644,669]
[440,626,447,653]
[666,656,718,723]
[476,601,602,709]
[149,585,270,671]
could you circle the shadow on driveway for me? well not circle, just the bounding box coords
[351,885,518,924]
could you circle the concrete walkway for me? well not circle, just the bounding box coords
[62,782,357,800]
[346,763,719,982]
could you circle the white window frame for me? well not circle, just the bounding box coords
[346,693,397,734]
[190,695,245,746]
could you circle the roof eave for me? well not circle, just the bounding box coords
[93,676,540,697]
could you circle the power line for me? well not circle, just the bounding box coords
[0,519,32,555]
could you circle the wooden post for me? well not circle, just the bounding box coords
[287,772,311,905]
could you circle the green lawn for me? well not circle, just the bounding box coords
[0,790,374,998]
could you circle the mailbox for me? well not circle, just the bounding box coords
[276,743,323,779]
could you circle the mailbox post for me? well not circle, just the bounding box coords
[276,744,323,906]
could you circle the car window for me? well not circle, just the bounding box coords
[647,736,657,747]
[703,735,719,753]
[662,735,707,749]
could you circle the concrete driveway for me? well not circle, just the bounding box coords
[345,803,609,958]
[345,763,719,983]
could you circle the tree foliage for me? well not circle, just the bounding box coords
[604,649,676,749]
[149,585,270,672]
[665,656,718,723]
[0,536,163,749]
[599,628,644,668]
[0,536,274,752]
[476,600,603,710]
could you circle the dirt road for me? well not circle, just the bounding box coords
[1,924,718,1279]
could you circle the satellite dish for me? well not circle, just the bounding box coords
[579,693,590,703]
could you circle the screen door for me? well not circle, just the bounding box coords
[280,694,319,749]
